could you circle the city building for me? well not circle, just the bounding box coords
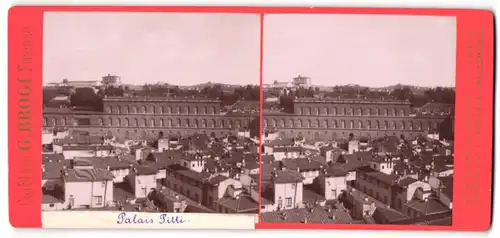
[43,96,258,141]
[263,97,453,141]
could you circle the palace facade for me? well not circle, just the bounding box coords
[43,96,258,141]
[263,98,453,141]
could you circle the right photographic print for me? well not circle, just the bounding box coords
[260,14,456,225]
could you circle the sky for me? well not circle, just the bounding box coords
[43,12,260,86]
[263,14,457,87]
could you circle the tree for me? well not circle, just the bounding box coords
[43,88,60,106]
[439,116,454,141]
[248,117,260,138]
[391,87,413,101]
[104,86,124,97]
[279,95,295,113]
[70,87,103,111]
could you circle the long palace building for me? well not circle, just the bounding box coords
[43,96,258,140]
[263,97,454,141]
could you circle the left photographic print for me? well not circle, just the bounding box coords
[41,11,260,228]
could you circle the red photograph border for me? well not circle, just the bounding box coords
[7,6,494,231]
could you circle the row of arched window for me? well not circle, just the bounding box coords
[43,117,67,127]
[296,106,409,117]
[263,118,438,131]
[42,116,249,129]
[105,105,219,115]
[99,118,245,128]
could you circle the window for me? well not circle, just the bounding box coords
[286,197,293,207]
[277,199,283,208]
[95,196,103,206]
[49,204,55,208]
[381,165,385,170]
[101,182,106,188]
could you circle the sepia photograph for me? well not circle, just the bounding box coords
[260,14,456,225]
[41,12,260,215]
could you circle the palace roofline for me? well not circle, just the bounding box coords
[103,96,221,103]
[294,98,411,105]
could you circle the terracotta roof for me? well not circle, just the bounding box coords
[133,166,157,175]
[357,166,399,184]
[272,169,305,184]
[216,195,258,213]
[273,147,302,153]
[372,206,409,224]
[397,177,418,187]
[282,158,323,172]
[405,198,450,215]
[267,138,295,147]
[207,175,230,185]
[262,155,275,163]
[260,206,353,224]
[166,164,211,182]
[43,159,71,179]
[324,167,348,177]
[63,168,115,182]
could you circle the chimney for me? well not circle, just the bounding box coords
[107,166,110,171]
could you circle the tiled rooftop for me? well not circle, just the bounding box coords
[217,194,258,213]
[405,198,450,215]
[63,168,115,182]
[271,168,305,184]
[260,205,353,224]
